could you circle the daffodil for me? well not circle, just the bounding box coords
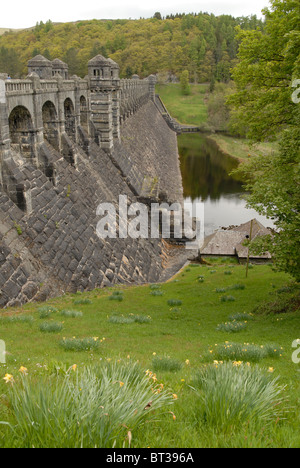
[3,374,14,384]
[19,366,28,375]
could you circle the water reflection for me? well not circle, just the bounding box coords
[178,133,274,236]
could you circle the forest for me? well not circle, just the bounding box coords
[0,13,264,81]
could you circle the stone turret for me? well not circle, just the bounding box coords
[88,55,119,151]
[52,59,69,79]
[27,55,53,80]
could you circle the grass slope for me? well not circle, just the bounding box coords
[0,261,299,447]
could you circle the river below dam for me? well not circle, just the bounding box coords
[177,133,275,237]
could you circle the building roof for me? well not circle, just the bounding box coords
[52,58,68,69]
[28,55,52,66]
[88,55,110,66]
[200,219,272,259]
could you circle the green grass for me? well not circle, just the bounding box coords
[0,262,299,447]
[156,83,208,127]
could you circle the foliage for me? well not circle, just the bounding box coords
[1,361,174,448]
[0,13,264,80]
[180,70,191,95]
[228,0,300,280]
[191,361,287,431]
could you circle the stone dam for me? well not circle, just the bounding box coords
[0,54,190,308]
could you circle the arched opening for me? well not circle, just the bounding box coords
[42,101,59,151]
[80,95,88,132]
[64,98,76,140]
[9,106,35,159]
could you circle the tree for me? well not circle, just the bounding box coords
[180,70,191,95]
[153,12,162,20]
[228,0,300,280]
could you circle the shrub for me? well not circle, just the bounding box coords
[150,290,164,296]
[73,299,92,305]
[109,291,124,302]
[39,322,63,333]
[60,310,83,318]
[108,314,151,324]
[167,299,182,307]
[152,354,183,373]
[216,321,247,333]
[2,361,174,448]
[215,342,265,362]
[59,337,100,351]
[0,315,34,324]
[220,295,236,303]
[38,306,58,319]
[191,361,287,431]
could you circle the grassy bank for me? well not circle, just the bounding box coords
[207,134,278,163]
[156,83,278,161]
[156,83,208,127]
[0,262,299,447]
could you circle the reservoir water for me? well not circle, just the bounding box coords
[178,133,275,237]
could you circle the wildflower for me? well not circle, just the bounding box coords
[268,367,274,373]
[172,394,178,400]
[153,352,156,356]
[93,337,99,342]
[185,359,190,365]
[119,381,125,387]
[3,374,14,384]
[71,364,77,372]
[181,379,185,382]
[19,366,28,375]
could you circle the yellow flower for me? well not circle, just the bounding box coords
[185,359,190,365]
[71,364,77,372]
[93,337,99,341]
[3,374,14,384]
[181,379,185,382]
[268,367,274,373]
[172,394,178,400]
[152,352,156,356]
[119,381,125,387]
[19,366,28,375]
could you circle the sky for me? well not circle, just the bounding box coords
[2,0,270,29]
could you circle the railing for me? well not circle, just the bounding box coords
[5,80,33,93]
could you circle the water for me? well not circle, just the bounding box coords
[178,133,275,237]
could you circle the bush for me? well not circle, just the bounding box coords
[0,315,34,324]
[216,321,247,333]
[39,322,63,333]
[109,291,124,302]
[73,299,92,305]
[167,299,182,307]
[59,337,100,351]
[38,306,58,319]
[60,310,83,318]
[2,361,174,448]
[191,361,287,431]
[220,295,236,303]
[152,354,183,373]
[108,314,151,324]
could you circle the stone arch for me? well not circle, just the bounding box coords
[8,106,35,159]
[42,100,59,151]
[64,97,76,140]
[80,95,88,132]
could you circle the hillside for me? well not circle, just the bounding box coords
[0,14,264,79]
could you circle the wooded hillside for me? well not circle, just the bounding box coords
[0,13,264,80]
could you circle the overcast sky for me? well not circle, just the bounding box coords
[2,0,270,29]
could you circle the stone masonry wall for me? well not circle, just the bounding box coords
[0,102,183,308]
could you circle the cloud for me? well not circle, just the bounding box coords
[2,0,269,29]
